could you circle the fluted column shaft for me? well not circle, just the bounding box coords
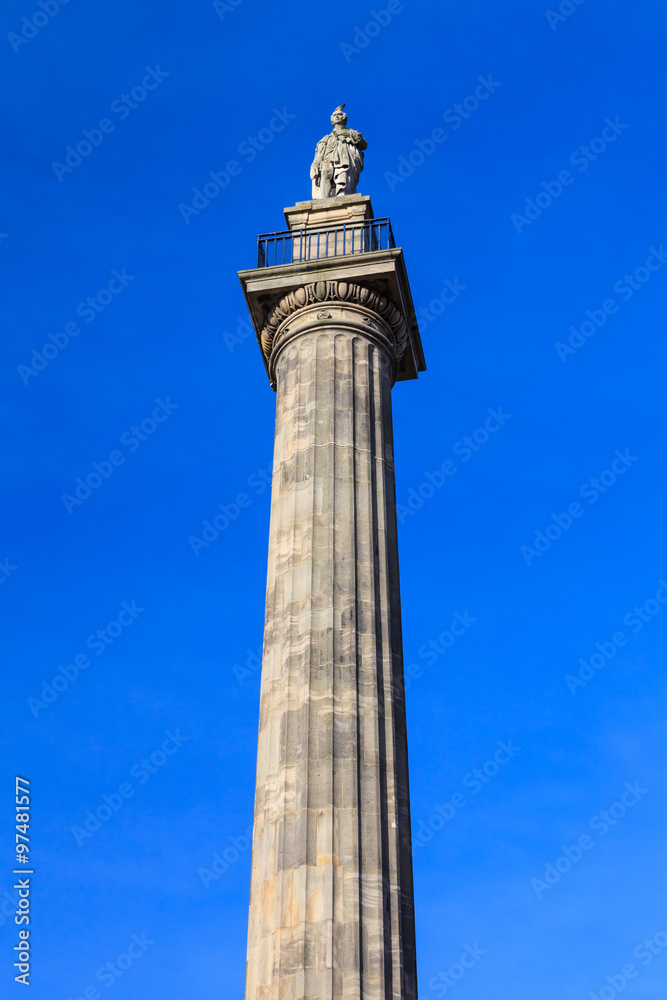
[245,293,417,1000]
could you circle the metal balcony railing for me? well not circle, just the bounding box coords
[257,218,395,268]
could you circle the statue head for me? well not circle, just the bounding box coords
[330,104,348,127]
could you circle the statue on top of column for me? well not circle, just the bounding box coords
[310,104,367,200]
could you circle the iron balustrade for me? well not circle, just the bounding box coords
[257,218,395,267]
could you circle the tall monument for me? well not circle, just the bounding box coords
[238,105,426,1000]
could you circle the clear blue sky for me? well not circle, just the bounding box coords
[3,0,667,997]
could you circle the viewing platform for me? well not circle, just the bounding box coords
[257,217,395,267]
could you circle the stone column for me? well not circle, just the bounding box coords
[239,198,425,1000]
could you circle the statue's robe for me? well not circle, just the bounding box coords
[310,127,366,199]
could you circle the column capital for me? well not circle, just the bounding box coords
[263,279,408,385]
[239,247,426,390]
